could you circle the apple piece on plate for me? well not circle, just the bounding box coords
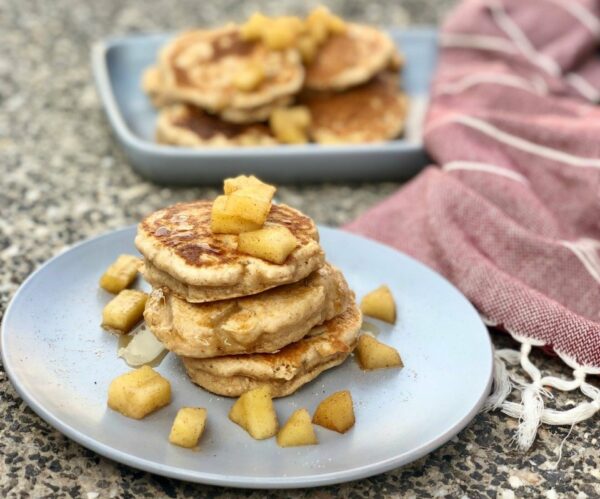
[312,390,355,433]
[360,285,396,323]
[107,365,171,419]
[101,289,148,334]
[169,407,208,448]
[228,386,278,440]
[277,408,318,447]
[99,254,141,293]
[356,335,403,370]
[237,226,298,264]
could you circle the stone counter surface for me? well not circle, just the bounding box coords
[1,0,598,497]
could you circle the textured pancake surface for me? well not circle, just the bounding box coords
[181,301,362,398]
[144,263,350,357]
[136,201,324,302]
[159,26,304,112]
[305,23,394,91]
[302,71,407,144]
[156,104,276,147]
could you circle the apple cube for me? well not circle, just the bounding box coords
[356,335,403,370]
[228,386,278,440]
[276,408,318,447]
[169,407,207,448]
[312,390,355,433]
[360,285,396,324]
[99,254,141,293]
[108,366,171,419]
[211,195,262,234]
[237,226,298,264]
[102,289,148,334]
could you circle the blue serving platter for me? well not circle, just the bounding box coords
[92,28,438,184]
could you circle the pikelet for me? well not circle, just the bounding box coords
[157,25,304,114]
[156,104,276,147]
[144,263,350,358]
[136,201,324,303]
[304,23,395,91]
[181,301,362,398]
[301,71,408,144]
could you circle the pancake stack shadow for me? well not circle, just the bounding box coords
[137,193,362,398]
[142,7,408,147]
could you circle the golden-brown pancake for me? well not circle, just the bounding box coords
[181,301,362,398]
[301,71,408,144]
[305,23,395,91]
[156,104,276,147]
[136,201,325,303]
[158,26,304,112]
[144,263,350,357]
[218,95,292,124]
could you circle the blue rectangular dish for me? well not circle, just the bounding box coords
[91,28,438,185]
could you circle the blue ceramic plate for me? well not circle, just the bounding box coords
[91,29,438,184]
[1,226,492,488]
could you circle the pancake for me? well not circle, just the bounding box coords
[158,26,304,112]
[136,201,325,302]
[181,301,362,398]
[301,71,408,144]
[156,104,276,147]
[305,23,395,91]
[144,263,350,358]
[218,95,292,124]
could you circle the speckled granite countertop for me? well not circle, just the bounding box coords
[1,0,599,497]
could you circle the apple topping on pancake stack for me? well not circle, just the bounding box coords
[142,6,408,146]
[137,175,361,398]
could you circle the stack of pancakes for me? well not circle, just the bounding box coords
[136,199,362,398]
[143,9,407,146]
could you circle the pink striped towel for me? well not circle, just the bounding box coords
[346,0,600,448]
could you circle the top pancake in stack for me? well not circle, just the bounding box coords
[137,175,362,397]
[142,7,408,146]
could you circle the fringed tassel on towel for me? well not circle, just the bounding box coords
[481,331,600,451]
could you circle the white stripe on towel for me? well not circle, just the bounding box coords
[488,0,561,76]
[566,73,600,103]
[443,161,530,184]
[543,0,600,37]
[439,33,517,54]
[426,114,600,169]
[437,72,547,96]
[560,239,600,286]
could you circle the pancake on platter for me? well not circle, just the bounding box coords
[304,23,395,91]
[181,301,362,398]
[144,263,351,357]
[136,201,325,303]
[156,104,276,147]
[158,25,304,113]
[301,71,408,144]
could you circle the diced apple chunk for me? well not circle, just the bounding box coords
[277,409,318,447]
[312,390,355,433]
[102,289,148,334]
[237,226,298,264]
[356,335,403,370]
[169,407,207,448]
[360,285,396,323]
[228,386,279,440]
[211,195,262,234]
[223,175,276,201]
[99,254,141,293]
[225,188,272,226]
[108,365,171,419]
